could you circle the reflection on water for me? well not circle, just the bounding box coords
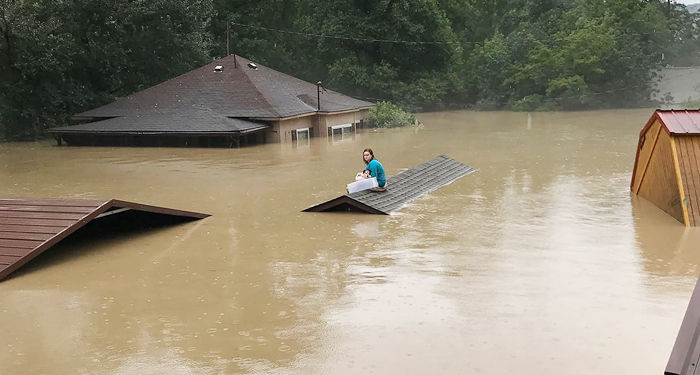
[0,109,697,374]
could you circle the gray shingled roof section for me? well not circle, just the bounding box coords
[72,55,374,121]
[74,56,278,119]
[49,112,267,134]
[303,156,477,214]
[238,56,375,117]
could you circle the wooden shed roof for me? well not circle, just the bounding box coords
[0,198,209,281]
[303,156,476,214]
[642,110,700,137]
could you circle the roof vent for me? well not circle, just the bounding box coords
[247,62,258,70]
[214,65,224,72]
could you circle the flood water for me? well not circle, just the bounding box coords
[1,109,698,374]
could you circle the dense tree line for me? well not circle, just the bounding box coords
[1,0,699,140]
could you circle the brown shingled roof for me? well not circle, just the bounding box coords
[49,55,373,135]
[50,112,268,135]
[0,198,209,281]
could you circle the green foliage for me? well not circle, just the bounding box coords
[512,94,556,112]
[307,0,463,111]
[365,101,421,128]
[681,97,700,108]
[680,83,700,108]
[2,0,699,140]
[0,0,212,141]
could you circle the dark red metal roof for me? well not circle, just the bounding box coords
[647,110,700,136]
[0,198,209,281]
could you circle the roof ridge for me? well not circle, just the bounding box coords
[71,52,373,125]
[229,55,281,117]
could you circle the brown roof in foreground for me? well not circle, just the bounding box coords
[0,198,209,281]
[49,55,373,135]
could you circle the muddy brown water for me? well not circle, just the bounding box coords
[0,109,698,374]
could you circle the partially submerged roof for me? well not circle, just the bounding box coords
[641,109,700,137]
[303,156,476,214]
[49,54,373,135]
[0,198,209,281]
[50,112,267,135]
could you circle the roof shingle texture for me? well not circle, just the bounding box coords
[51,55,373,134]
[304,156,477,214]
[50,112,266,134]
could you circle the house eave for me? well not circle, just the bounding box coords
[253,106,374,121]
[48,128,269,136]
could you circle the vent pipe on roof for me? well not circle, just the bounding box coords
[234,54,238,69]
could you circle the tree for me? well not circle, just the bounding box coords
[0,0,213,141]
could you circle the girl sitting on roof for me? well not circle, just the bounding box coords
[363,148,387,191]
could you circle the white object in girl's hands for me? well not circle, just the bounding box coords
[347,177,378,193]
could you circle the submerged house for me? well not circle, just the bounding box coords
[48,55,374,147]
[631,109,700,226]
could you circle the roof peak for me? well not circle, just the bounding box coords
[71,53,373,122]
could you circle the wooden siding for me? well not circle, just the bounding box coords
[675,135,700,226]
[632,120,663,193]
[637,128,685,224]
[670,139,691,226]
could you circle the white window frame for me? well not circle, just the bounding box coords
[296,127,310,145]
[331,124,353,139]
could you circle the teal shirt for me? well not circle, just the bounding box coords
[365,159,386,187]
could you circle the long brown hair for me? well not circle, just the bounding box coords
[363,148,375,165]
